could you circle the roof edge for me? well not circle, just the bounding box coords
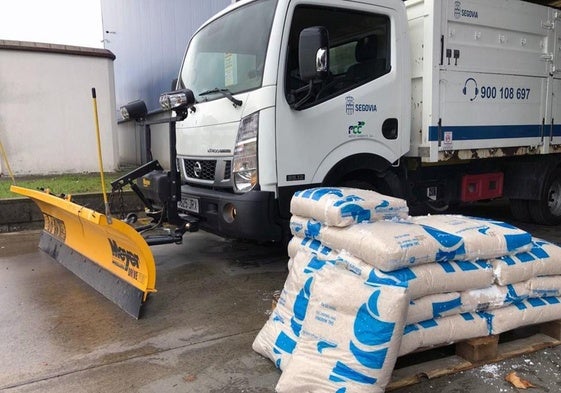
[0,40,115,60]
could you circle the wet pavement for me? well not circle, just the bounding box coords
[1,202,561,392]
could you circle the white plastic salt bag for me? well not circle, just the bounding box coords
[399,312,491,356]
[406,283,534,324]
[328,251,494,300]
[290,215,467,271]
[412,215,532,261]
[377,260,494,299]
[252,251,334,370]
[492,238,561,285]
[491,297,561,335]
[276,264,408,393]
[460,278,561,316]
[290,187,409,227]
[526,276,561,297]
[287,236,339,261]
[406,292,462,324]
[460,283,528,313]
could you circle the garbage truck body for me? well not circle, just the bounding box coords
[172,0,561,242]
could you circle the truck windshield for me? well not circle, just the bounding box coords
[180,0,277,102]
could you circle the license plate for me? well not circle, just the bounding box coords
[178,196,199,213]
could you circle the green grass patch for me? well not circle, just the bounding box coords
[0,172,129,199]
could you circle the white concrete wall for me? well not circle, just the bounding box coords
[0,40,119,175]
[118,113,172,170]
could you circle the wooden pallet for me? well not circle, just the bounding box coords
[387,320,561,391]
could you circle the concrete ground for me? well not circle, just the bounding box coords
[2,203,561,392]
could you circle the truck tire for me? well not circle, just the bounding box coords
[509,199,531,223]
[341,170,404,198]
[528,169,561,225]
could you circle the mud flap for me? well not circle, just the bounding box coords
[11,186,156,318]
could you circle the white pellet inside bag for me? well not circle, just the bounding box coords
[290,187,409,227]
[252,251,334,370]
[412,215,532,260]
[290,215,467,272]
[276,264,408,393]
[491,297,561,335]
[492,238,561,285]
[399,312,491,356]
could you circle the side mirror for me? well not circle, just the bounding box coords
[298,26,329,82]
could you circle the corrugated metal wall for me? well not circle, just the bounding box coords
[101,0,232,112]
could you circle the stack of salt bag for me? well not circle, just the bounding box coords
[253,186,561,391]
[290,212,540,355]
[487,238,561,336]
[396,214,532,355]
[253,187,410,392]
[396,217,561,355]
[287,188,549,355]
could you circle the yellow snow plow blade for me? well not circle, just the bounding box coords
[11,185,156,318]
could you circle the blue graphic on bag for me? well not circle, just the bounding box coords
[272,331,297,368]
[303,219,322,238]
[515,296,561,310]
[364,269,409,287]
[327,289,398,389]
[299,237,334,257]
[500,239,551,266]
[504,284,528,305]
[419,224,465,261]
[432,296,462,318]
[333,196,371,223]
[467,217,533,252]
[404,312,491,336]
[296,187,344,200]
[271,255,334,369]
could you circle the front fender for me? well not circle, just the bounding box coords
[312,139,399,184]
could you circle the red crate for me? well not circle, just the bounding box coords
[461,172,504,202]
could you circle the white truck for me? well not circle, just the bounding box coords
[153,0,561,242]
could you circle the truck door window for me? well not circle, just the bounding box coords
[285,5,390,108]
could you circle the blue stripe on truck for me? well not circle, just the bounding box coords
[428,124,547,142]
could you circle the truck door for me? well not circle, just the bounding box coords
[275,0,409,191]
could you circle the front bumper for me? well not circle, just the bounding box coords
[179,184,282,242]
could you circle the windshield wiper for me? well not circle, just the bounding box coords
[198,88,243,108]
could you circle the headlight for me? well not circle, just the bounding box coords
[233,112,259,193]
[119,100,147,121]
[159,89,195,111]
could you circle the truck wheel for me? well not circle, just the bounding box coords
[509,199,531,223]
[528,169,561,225]
[341,170,404,198]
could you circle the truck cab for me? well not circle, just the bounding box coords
[174,0,411,242]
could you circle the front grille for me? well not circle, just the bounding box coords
[183,159,232,182]
[224,161,231,180]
